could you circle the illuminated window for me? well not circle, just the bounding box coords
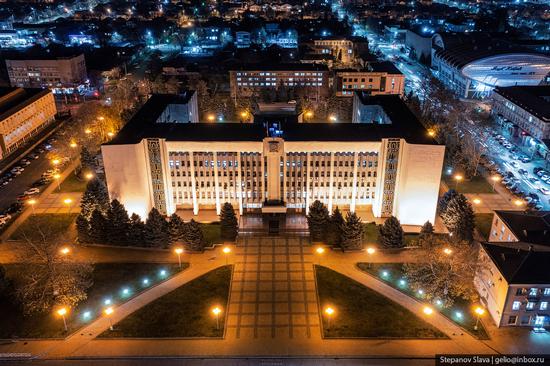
[541,302,548,311]
[512,301,521,310]
[526,302,535,310]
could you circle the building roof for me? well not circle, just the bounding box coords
[0,87,51,122]
[494,210,550,246]
[107,93,438,146]
[493,86,550,123]
[369,61,403,75]
[482,242,550,285]
[229,63,329,72]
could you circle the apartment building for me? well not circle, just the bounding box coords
[334,62,405,97]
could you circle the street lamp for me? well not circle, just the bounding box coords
[104,306,114,330]
[423,306,434,315]
[328,114,337,122]
[174,247,183,268]
[107,132,114,138]
[85,172,94,180]
[240,111,248,119]
[366,247,376,268]
[54,174,61,190]
[443,247,453,255]
[427,129,435,137]
[70,141,78,149]
[474,306,485,330]
[222,246,231,265]
[52,159,60,167]
[212,306,222,330]
[27,199,37,215]
[324,306,335,330]
[514,199,525,208]
[454,174,463,189]
[85,128,92,135]
[63,198,73,213]
[490,175,500,191]
[56,307,68,331]
[315,246,325,265]
[472,198,481,205]
[207,114,215,122]
[60,246,70,255]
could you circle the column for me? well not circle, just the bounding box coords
[213,152,221,215]
[305,152,310,214]
[237,152,243,215]
[350,152,359,213]
[328,152,335,212]
[189,151,199,215]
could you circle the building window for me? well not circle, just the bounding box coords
[507,315,517,325]
[512,301,521,310]
[541,302,548,311]
[520,316,531,325]
[529,288,538,296]
[544,288,550,296]
[526,302,535,310]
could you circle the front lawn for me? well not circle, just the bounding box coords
[443,174,493,194]
[315,266,447,339]
[0,263,183,338]
[362,223,429,247]
[10,213,78,241]
[200,222,223,246]
[357,263,489,339]
[99,265,232,338]
[58,172,88,193]
[475,213,494,241]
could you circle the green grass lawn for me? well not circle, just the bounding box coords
[443,174,494,194]
[475,213,494,241]
[315,266,447,339]
[10,213,78,241]
[58,172,88,193]
[99,265,232,338]
[362,223,425,247]
[0,263,183,338]
[200,222,223,246]
[357,263,489,339]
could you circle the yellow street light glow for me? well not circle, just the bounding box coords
[328,115,337,122]
[28,199,36,205]
[316,247,325,254]
[57,307,67,316]
[212,307,222,316]
[240,111,248,118]
[70,142,77,148]
[428,129,435,137]
[491,176,501,182]
[85,129,92,134]
[305,111,313,118]
[443,248,453,255]
[85,173,94,180]
[474,307,485,316]
[107,132,115,137]
[52,159,60,166]
[454,174,463,181]
[63,198,73,205]
[324,306,335,316]
[472,198,481,205]
[423,306,434,315]
[514,199,525,207]
[367,247,376,255]
[104,307,114,316]
[207,114,215,122]
[175,248,183,255]
[222,246,231,254]
[98,116,105,121]
[60,247,70,255]
[54,174,61,180]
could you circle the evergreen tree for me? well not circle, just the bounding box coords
[328,207,345,248]
[184,219,204,251]
[75,213,91,243]
[419,220,434,239]
[379,216,404,248]
[89,208,108,243]
[144,208,170,248]
[105,199,130,245]
[128,213,146,246]
[439,189,459,216]
[441,194,475,242]
[168,213,185,244]
[219,202,238,241]
[306,200,330,241]
[341,212,363,251]
[80,178,110,220]
[80,147,95,171]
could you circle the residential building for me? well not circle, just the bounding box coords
[312,38,355,64]
[0,87,56,160]
[229,64,330,100]
[488,210,550,248]
[475,242,550,329]
[334,62,405,97]
[101,92,444,228]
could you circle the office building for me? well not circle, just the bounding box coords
[334,62,405,97]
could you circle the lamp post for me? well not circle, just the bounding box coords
[222,246,231,265]
[474,307,485,331]
[57,307,68,332]
[54,174,61,190]
[443,247,453,256]
[472,198,481,206]
[28,199,36,215]
[63,198,73,213]
[174,247,183,268]
[324,306,335,330]
[490,175,500,192]
[212,306,222,330]
[423,306,434,315]
[315,246,325,265]
[454,174,463,190]
[366,247,376,268]
[104,307,114,330]
[85,172,94,180]
[60,246,70,255]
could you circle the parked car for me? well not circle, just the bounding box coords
[518,168,528,176]
[5,202,22,214]
[539,187,550,195]
[510,161,519,168]
[23,188,40,196]
[0,214,12,225]
[520,157,531,163]
[20,159,31,166]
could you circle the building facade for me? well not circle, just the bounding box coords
[334,63,405,97]
[0,87,56,160]
[102,93,444,226]
[5,53,87,92]
[229,64,330,100]
[313,38,355,64]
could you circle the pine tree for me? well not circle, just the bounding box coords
[419,220,434,238]
[75,213,91,243]
[219,202,238,241]
[379,216,404,248]
[168,213,185,244]
[439,189,459,216]
[307,200,330,241]
[128,213,146,246]
[144,208,170,248]
[80,178,110,220]
[89,208,108,243]
[184,219,204,252]
[80,147,95,171]
[328,207,345,248]
[341,212,363,251]
[105,199,130,245]
[441,194,475,242]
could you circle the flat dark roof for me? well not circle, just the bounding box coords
[229,63,329,72]
[107,93,437,146]
[369,61,403,75]
[494,210,550,247]
[482,242,550,285]
[0,87,51,121]
[494,86,550,123]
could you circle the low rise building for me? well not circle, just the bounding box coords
[488,210,550,247]
[0,87,56,160]
[334,62,405,97]
[312,38,355,64]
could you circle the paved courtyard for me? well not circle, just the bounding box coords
[227,235,320,340]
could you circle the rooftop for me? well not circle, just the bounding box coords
[0,87,52,122]
[493,86,550,123]
[229,63,329,72]
[482,242,550,285]
[494,210,550,246]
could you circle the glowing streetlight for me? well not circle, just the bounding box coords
[454,174,463,189]
[514,199,525,207]
[324,306,335,330]
[423,306,434,315]
[222,246,231,265]
[443,247,453,255]
[328,114,337,122]
[240,111,248,119]
[60,246,70,255]
[472,198,481,205]
[207,114,215,122]
[69,141,77,148]
[366,247,376,268]
[104,306,114,330]
[107,132,115,138]
[28,199,37,215]
[54,174,61,190]
[56,307,68,331]
[63,198,73,213]
[315,246,325,265]
[212,306,222,330]
[474,306,485,330]
[85,128,92,135]
[174,247,183,268]
[427,129,435,137]
[52,159,60,166]
[85,172,94,180]
[490,175,500,191]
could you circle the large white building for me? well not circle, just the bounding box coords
[102,92,445,226]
